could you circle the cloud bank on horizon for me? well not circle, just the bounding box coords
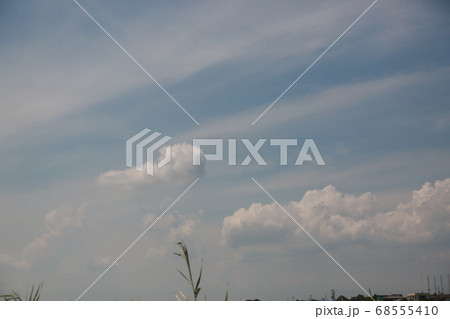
[222,178,450,251]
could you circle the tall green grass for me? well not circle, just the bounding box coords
[2,241,229,301]
[0,282,43,301]
[174,240,203,301]
[174,240,229,301]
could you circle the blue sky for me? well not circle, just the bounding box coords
[1,0,450,300]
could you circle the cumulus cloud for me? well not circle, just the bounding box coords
[98,143,204,189]
[0,203,88,269]
[143,209,203,258]
[370,179,450,243]
[222,202,294,249]
[143,209,203,242]
[87,256,113,271]
[222,178,450,250]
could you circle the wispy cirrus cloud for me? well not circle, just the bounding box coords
[1,0,434,140]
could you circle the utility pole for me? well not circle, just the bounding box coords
[434,275,437,295]
[448,274,450,294]
[420,275,424,293]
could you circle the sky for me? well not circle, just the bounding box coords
[1,0,450,300]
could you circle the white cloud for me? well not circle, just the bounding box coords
[98,143,204,189]
[222,202,294,249]
[143,209,203,242]
[222,178,450,251]
[0,203,88,269]
[370,178,450,243]
[87,256,113,272]
[143,209,203,258]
